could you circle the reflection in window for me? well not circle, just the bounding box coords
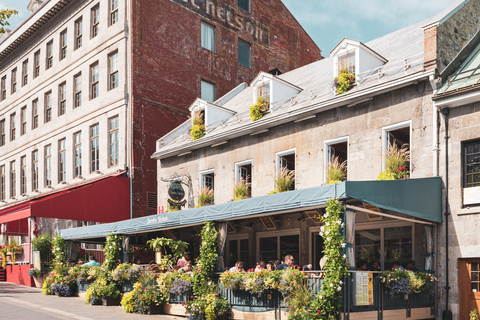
[355,229,381,269]
[384,226,412,270]
[228,239,249,270]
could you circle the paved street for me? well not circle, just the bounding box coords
[0,282,186,320]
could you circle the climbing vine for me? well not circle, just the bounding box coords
[51,235,66,267]
[103,233,122,271]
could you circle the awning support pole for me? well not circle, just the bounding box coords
[345,205,433,225]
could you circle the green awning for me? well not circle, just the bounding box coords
[60,177,442,240]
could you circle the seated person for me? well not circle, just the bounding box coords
[179,261,193,273]
[370,261,381,271]
[132,256,142,266]
[76,258,85,266]
[266,262,274,271]
[177,251,191,268]
[357,260,368,271]
[83,254,101,267]
[254,261,265,272]
[229,261,244,272]
[393,260,406,271]
[275,255,295,270]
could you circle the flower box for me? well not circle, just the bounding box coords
[76,279,94,292]
[101,297,120,306]
[33,275,47,288]
[147,303,164,315]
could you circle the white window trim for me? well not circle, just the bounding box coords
[253,80,272,105]
[199,169,214,188]
[323,136,349,184]
[333,47,358,78]
[234,159,252,183]
[256,228,300,263]
[275,148,296,174]
[381,120,412,171]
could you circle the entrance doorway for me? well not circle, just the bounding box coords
[459,259,480,319]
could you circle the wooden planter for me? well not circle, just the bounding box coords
[216,313,230,320]
[101,297,120,306]
[33,275,47,288]
[147,303,165,315]
[259,104,269,113]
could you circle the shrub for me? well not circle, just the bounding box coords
[275,167,295,192]
[31,233,53,263]
[334,68,355,95]
[190,117,206,140]
[249,96,269,121]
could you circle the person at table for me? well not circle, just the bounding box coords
[266,262,274,271]
[179,261,193,273]
[370,261,381,271]
[275,255,295,270]
[132,256,142,266]
[255,261,266,272]
[357,260,368,271]
[406,260,419,272]
[83,254,101,266]
[177,251,191,268]
[393,261,406,271]
[229,261,244,272]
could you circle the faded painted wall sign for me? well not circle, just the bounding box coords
[170,0,270,45]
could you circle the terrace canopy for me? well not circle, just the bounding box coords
[59,177,442,241]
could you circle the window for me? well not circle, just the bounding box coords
[45,145,52,187]
[11,68,17,94]
[201,21,215,52]
[382,121,411,172]
[108,51,118,90]
[34,50,40,78]
[0,165,4,201]
[464,140,480,188]
[32,99,38,129]
[110,0,118,26]
[276,149,296,190]
[90,124,99,172]
[108,116,119,166]
[46,40,53,69]
[20,106,27,135]
[44,91,52,123]
[238,39,250,68]
[257,230,300,264]
[58,82,66,116]
[257,83,270,103]
[75,17,83,50]
[1,75,6,101]
[91,4,99,38]
[58,138,66,182]
[201,80,215,102]
[235,160,252,196]
[324,137,348,183]
[74,132,82,178]
[32,150,38,191]
[20,156,26,195]
[10,160,15,198]
[90,62,99,99]
[338,52,355,75]
[200,169,214,191]
[238,0,250,12]
[22,59,28,86]
[227,236,250,270]
[74,73,82,108]
[60,29,67,60]
[0,119,4,146]
[10,113,15,141]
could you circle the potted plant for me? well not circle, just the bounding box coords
[270,167,295,193]
[27,267,49,288]
[185,292,230,320]
[85,277,121,306]
[5,238,23,265]
[196,186,214,207]
[121,282,169,314]
[377,141,410,180]
[249,96,269,121]
[0,246,7,269]
[147,237,188,272]
[111,263,142,292]
[326,156,347,184]
[190,117,206,140]
[233,177,251,200]
[69,265,101,292]
[334,67,355,95]
[31,233,53,267]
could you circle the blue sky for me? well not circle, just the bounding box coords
[1,0,455,55]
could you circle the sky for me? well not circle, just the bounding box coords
[1,0,456,55]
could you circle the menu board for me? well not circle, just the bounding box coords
[354,272,374,306]
[33,251,41,270]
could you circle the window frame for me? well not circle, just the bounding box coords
[20,106,27,136]
[58,138,66,183]
[9,112,15,141]
[200,21,216,52]
[58,82,67,116]
[108,51,119,90]
[90,62,99,99]
[463,139,480,189]
[44,91,52,123]
[74,72,82,108]
[22,59,28,86]
[11,68,17,94]
[324,136,349,184]
[74,131,82,178]
[1,75,6,101]
[110,0,119,26]
[32,149,38,191]
[275,148,296,190]
[234,159,252,193]
[0,119,5,146]
[32,99,38,129]
[199,169,215,191]
[238,39,251,68]
[91,4,100,39]
[46,40,53,69]
[0,165,5,201]
[20,155,27,195]
[200,80,215,102]
[108,116,119,167]
[382,120,411,171]
[34,50,40,78]
[9,160,15,198]
[90,124,100,173]
[256,228,301,264]
[237,0,250,12]
[75,17,83,50]
[60,29,67,60]
[44,144,52,187]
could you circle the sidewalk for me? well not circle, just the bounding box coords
[0,282,186,320]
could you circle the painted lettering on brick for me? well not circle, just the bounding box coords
[171,0,270,45]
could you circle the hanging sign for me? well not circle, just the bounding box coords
[168,182,185,201]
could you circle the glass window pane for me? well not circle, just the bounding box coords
[260,237,277,262]
[240,239,250,270]
[472,272,478,282]
[238,0,249,11]
[201,81,215,102]
[228,240,238,268]
[280,235,299,263]
[384,226,412,270]
[201,22,215,52]
[238,40,250,68]
[355,229,381,269]
[473,263,479,271]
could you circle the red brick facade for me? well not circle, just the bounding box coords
[130,0,322,218]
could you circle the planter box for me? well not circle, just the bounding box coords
[147,304,165,315]
[33,276,47,288]
[101,297,120,306]
[76,279,94,292]
[121,280,134,293]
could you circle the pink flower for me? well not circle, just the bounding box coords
[317,310,321,314]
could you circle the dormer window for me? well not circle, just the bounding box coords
[189,98,236,140]
[339,52,355,75]
[257,83,270,103]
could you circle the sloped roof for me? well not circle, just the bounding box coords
[152,0,465,159]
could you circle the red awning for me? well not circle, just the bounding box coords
[0,174,130,224]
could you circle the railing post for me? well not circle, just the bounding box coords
[378,278,383,320]
[406,294,411,318]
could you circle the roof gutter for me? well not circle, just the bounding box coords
[152,69,434,160]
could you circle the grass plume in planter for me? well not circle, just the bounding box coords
[249,96,269,121]
[233,177,251,201]
[326,156,347,184]
[190,117,206,140]
[270,167,295,193]
[197,186,214,207]
[377,141,410,180]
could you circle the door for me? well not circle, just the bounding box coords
[459,259,480,320]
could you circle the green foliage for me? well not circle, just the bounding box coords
[377,141,410,180]
[193,222,218,294]
[0,8,18,33]
[326,156,347,184]
[334,68,355,95]
[32,233,53,263]
[470,309,480,320]
[42,271,76,295]
[85,277,121,304]
[51,235,66,267]
[310,198,348,319]
[68,265,101,281]
[190,117,206,140]
[147,237,188,266]
[197,186,214,206]
[376,169,397,180]
[185,293,230,320]
[103,233,122,271]
[249,96,269,121]
[233,177,251,200]
[380,269,436,296]
[121,282,169,314]
[275,167,295,192]
[111,263,142,282]
[286,282,316,320]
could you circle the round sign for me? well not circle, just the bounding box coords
[168,182,185,201]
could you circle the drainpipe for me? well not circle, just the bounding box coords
[441,107,452,320]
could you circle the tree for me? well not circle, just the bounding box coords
[0,8,19,34]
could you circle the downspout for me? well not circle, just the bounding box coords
[441,107,451,320]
